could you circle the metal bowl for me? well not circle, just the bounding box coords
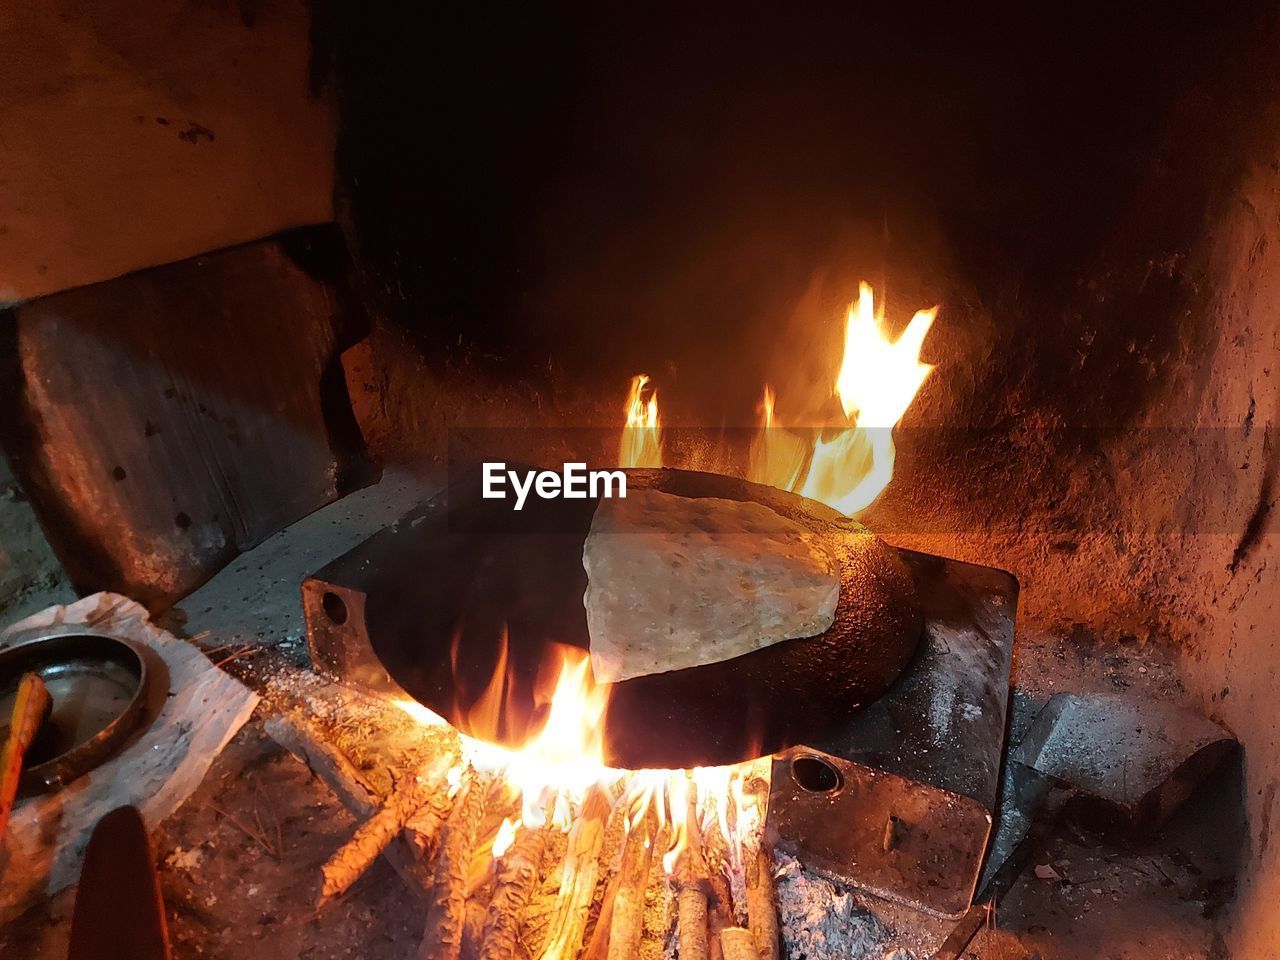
[0,628,150,795]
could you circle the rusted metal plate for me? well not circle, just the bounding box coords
[769,749,994,920]
[0,228,375,610]
[768,553,1018,918]
[303,466,923,769]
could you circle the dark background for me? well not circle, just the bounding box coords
[315,3,1276,430]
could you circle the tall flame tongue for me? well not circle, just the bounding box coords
[435,644,613,829]
[620,374,662,468]
[753,281,935,514]
[622,283,934,516]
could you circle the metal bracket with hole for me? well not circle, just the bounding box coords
[765,552,1017,919]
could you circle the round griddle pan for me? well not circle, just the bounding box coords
[368,467,923,768]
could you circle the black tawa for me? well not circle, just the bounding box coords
[366,467,923,768]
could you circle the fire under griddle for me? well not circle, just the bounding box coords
[301,467,1017,918]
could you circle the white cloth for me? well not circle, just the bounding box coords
[0,592,258,922]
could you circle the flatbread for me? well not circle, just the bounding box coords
[583,489,840,683]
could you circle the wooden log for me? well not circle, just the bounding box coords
[744,846,779,960]
[538,786,612,960]
[0,674,50,842]
[319,747,460,903]
[719,926,762,960]
[477,822,550,960]
[604,808,657,960]
[738,776,778,960]
[263,712,432,901]
[405,775,460,863]
[678,885,710,960]
[673,783,711,960]
[421,769,493,960]
[699,811,736,959]
[263,713,375,814]
[581,868,621,960]
[462,873,493,960]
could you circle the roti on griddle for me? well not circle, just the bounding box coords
[583,488,841,683]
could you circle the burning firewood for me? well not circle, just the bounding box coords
[698,802,738,959]
[673,781,712,960]
[583,801,658,960]
[421,768,494,960]
[744,847,779,960]
[477,819,550,960]
[719,926,762,960]
[603,807,658,960]
[537,785,612,960]
[404,766,464,863]
[742,780,779,960]
[318,747,461,904]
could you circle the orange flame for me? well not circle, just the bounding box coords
[396,644,612,829]
[620,374,662,468]
[394,643,771,869]
[492,817,519,859]
[747,385,807,494]
[748,281,935,514]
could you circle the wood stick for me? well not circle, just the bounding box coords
[459,794,521,958]
[538,785,612,960]
[478,821,550,960]
[740,776,778,960]
[0,673,50,842]
[263,712,432,900]
[744,846,779,960]
[264,713,376,814]
[319,747,459,903]
[700,810,736,959]
[678,885,710,960]
[579,781,637,960]
[462,875,493,960]
[582,867,621,960]
[674,783,711,960]
[720,781,747,926]
[404,773,461,863]
[719,926,762,960]
[604,808,657,960]
[421,769,493,960]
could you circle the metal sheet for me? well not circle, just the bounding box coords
[767,553,1018,918]
[769,748,994,920]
